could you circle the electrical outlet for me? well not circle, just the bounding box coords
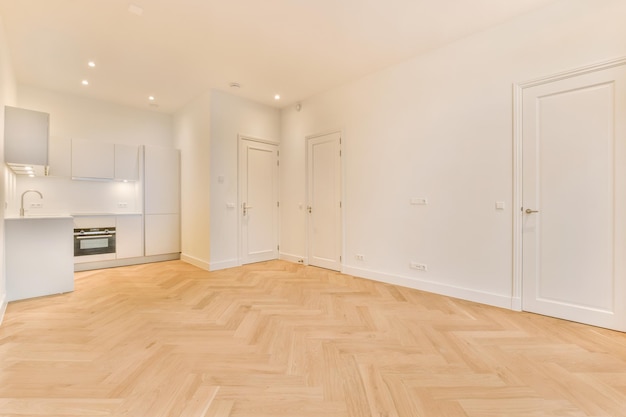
[410,262,427,271]
[410,197,428,205]
[355,254,365,261]
[29,202,43,208]
[117,202,128,208]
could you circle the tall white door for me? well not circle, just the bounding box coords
[239,139,278,264]
[521,63,626,331]
[307,132,342,271]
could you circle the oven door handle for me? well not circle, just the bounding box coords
[76,234,114,239]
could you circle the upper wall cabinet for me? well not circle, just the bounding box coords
[114,144,140,181]
[4,106,50,168]
[71,139,114,180]
[71,139,140,181]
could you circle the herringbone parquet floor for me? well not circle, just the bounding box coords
[2,260,626,417]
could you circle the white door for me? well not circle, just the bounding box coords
[521,63,626,331]
[307,132,342,271]
[239,138,279,264]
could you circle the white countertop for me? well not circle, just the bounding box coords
[5,213,142,220]
[71,212,143,217]
[5,215,74,221]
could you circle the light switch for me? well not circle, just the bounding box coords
[218,175,225,184]
[495,201,505,210]
[226,203,235,209]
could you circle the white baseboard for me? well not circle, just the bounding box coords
[511,297,522,311]
[209,258,240,271]
[181,253,210,271]
[342,265,513,310]
[0,292,7,326]
[279,252,305,264]
[74,253,180,272]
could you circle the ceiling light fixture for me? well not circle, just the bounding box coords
[88,61,96,68]
[81,80,89,86]
[230,82,241,89]
[274,94,280,100]
[148,96,155,101]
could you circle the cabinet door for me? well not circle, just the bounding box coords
[144,214,180,256]
[144,146,180,214]
[4,106,49,166]
[72,139,114,179]
[116,215,144,259]
[114,144,140,181]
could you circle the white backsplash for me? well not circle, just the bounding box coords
[12,175,142,217]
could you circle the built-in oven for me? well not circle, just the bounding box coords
[74,227,116,257]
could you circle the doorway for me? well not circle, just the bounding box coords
[306,131,342,271]
[514,58,626,331]
[238,137,279,265]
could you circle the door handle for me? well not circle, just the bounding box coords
[243,202,253,216]
[525,208,539,214]
[307,206,312,214]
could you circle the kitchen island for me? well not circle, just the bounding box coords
[5,216,74,301]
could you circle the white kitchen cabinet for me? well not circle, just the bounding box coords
[4,106,49,167]
[144,214,180,256]
[116,215,143,259]
[114,144,140,181]
[144,145,180,214]
[72,139,114,179]
[143,146,181,257]
[5,217,74,301]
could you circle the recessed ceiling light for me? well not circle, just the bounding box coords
[81,80,89,86]
[274,94,280,100]
[148,96,155,101]
[88,61,96,68]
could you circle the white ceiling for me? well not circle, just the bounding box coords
[0,0,561,113]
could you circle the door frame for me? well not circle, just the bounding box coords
[512,56,626,311]
[305,129,344,270]
[237,134,280,266]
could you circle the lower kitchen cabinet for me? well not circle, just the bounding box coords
[5,217,74,301]
[116,215,143,259]
[144,213,180,256]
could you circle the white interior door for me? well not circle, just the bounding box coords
[307,132,342,271]
[521,63,626,331]
[239,138,278,264]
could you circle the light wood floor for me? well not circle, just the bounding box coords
[2,260,626,417]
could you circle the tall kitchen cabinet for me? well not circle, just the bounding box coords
[144,145,180,256]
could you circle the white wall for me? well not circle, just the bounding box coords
[0,14,17,323]
[173,91,211,269]
[280,0,626,308]
[12,86,173,215]
[209,90,280,270]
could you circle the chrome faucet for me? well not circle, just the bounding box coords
[20,190,43,217]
